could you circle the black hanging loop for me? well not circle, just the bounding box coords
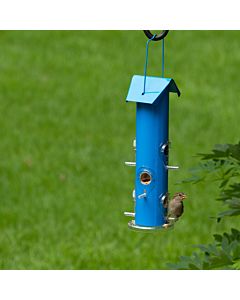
[143,30,169,41]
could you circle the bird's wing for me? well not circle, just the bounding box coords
[168,200,184,218]
[174,202,184,218]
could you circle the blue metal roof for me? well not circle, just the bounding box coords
[126,75,180,104]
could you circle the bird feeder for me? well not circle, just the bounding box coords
[124,31,181,231]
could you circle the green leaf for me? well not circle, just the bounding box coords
[218,209,240,218]
[221,236,230,253]
[230,241,240,260]
[213,234,223,243]
[220,178,229,188]
[188,263,200,270]
[224,167,234,176]
[233,260,240,270]
[225,198,240,209]
[231,228,240,238]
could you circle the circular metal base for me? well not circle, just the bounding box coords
[128,220,173,232]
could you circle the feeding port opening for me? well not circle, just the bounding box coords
[162,194,169,208]
[161,143,169,156]
[140,172,152,185]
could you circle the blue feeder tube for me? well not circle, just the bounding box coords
[125,75,180,230]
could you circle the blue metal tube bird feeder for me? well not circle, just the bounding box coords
[124,31,181,231]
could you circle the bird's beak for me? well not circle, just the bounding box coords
[182,194,187,200]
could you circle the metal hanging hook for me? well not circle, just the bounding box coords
[143,30,169,41]
[142,30,168,94]
[142,34,156,95]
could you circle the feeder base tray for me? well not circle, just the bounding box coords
[128,220,174,231]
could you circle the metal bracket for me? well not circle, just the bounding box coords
[138,190,147,199]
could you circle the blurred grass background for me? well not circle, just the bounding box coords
[0,31,239,269]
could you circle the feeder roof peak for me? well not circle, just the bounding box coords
[126,75,180,104]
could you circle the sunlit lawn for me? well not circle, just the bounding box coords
[0,30,239,269]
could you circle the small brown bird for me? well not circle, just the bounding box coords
[168,192,187,220]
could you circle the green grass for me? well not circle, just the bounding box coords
[0,30,240,269]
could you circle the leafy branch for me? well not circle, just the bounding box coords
[182,142,240,219]
[169,142,240,270]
